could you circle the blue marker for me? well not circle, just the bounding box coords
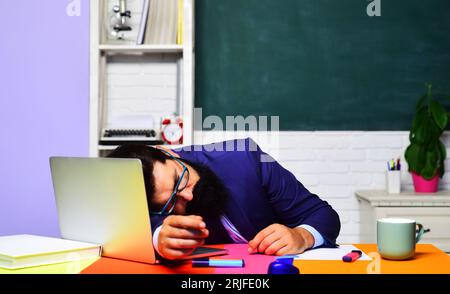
[192,258,245,268]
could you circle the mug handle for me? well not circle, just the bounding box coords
[416,223,425,243]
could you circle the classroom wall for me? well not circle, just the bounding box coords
[0,0,89,237]
[1,1,448,246]
[195,131,450,243]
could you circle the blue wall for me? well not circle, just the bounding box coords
[0,0,89,236]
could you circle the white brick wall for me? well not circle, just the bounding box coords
[194,131,450,244]
[106,54,180,128]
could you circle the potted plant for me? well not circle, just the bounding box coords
[404,84,449,193]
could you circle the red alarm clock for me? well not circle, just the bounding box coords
[161,116,183,145]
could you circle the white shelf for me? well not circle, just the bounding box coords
[90,0,195,157]
[98,144,186,151]
[356,190,450,206]
[99,44,183,54]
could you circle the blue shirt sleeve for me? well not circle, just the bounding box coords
[298,224,324,248]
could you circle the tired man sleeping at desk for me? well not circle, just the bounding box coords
[108,138,340,261]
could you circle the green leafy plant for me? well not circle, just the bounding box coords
[405,84,449,179]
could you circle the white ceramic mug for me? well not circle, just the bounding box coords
[377,218,425,260]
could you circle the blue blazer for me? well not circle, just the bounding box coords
[150,138,340,247]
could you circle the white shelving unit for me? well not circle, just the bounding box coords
[98,44,184,53]
[90,0,195,156]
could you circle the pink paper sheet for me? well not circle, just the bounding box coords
[213,244,277,274]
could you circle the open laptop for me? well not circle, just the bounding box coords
[50,157,228,264]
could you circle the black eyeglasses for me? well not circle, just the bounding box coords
[150,150,190,216]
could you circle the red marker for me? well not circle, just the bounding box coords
[342,250,362,262]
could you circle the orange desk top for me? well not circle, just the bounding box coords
[296,244,450,274]
[81,244,450,274]
[82,244,274,274]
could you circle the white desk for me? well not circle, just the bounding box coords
[356,190,450,252]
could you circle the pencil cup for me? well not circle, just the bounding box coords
[386,170,401,194]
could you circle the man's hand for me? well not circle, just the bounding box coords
[247,224,315,255]
[158,215,209,260]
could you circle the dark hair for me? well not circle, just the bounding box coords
[107,144,170,203]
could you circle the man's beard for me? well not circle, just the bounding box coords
[180,159,228,218]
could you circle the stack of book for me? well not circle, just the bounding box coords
[0,235,101,269]
[137,0,184,45]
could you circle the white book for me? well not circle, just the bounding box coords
[168,0,178,44]
[0,235,101,269]
[144,0,159,44]
[154,0,165,44]
[145,0,178,44]
[137,0,151,45]
[163,0,178,44]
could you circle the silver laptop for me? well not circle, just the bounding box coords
[50,157,227,264]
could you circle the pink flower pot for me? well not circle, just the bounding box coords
[412,172,439,193]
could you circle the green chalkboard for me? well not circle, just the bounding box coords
[195,0,450,130]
